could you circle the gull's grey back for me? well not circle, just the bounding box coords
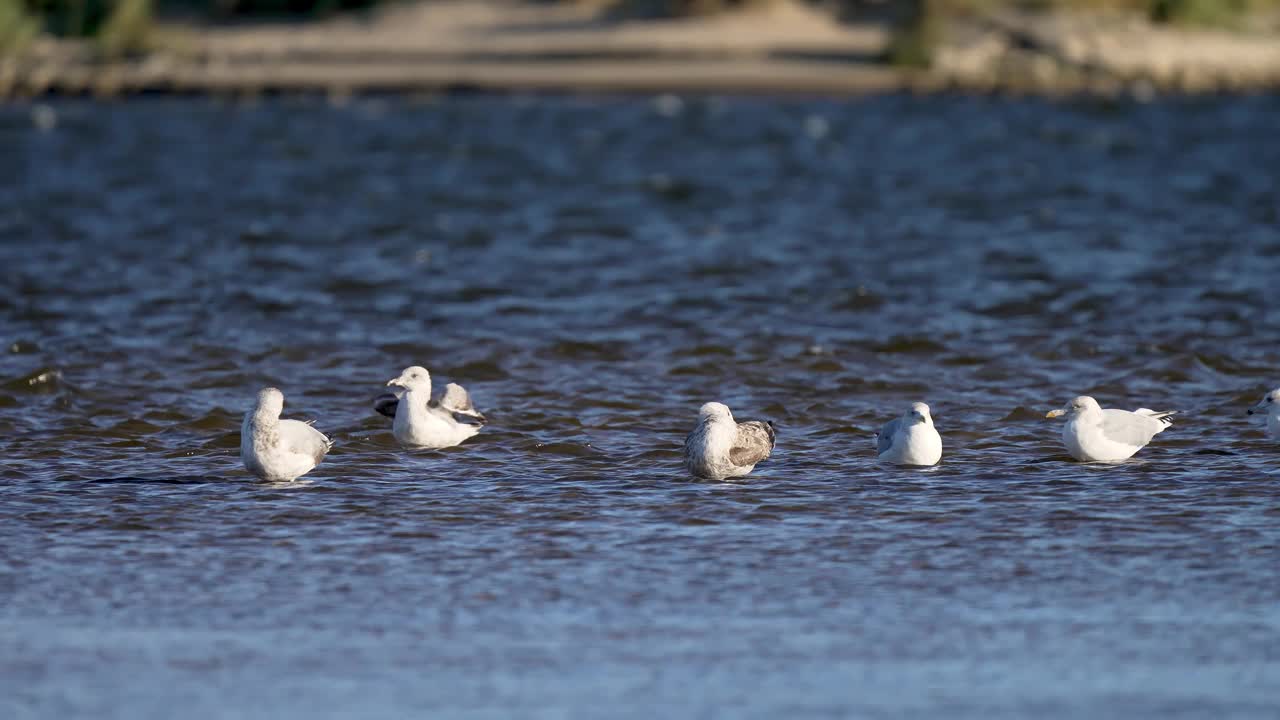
[1100,409,1172,447]
[876,417,901,455]
[432,383,485,426]
[439,383,477,413]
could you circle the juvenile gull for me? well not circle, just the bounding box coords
[241,387,333,482]
[683,402,775,481]
[1247,388,1280,438]
[875,402,942,466]
[1046,395,1176,462]
[375,365,486,449]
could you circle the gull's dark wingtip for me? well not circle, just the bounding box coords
[452,410,486,427]
[373,393,400,419]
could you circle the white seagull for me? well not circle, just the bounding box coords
[1247,388,1280,439]
[1046,395,1176,462]
[375,365,486,449]
[683,402,775,481]
[875,402,942,466]
[241,387,333,482]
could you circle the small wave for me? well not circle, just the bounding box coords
[1,367,62,393]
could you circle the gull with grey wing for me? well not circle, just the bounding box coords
[1247,388,1280,439]
[875,402,942,466]
[1046,395,1176,462]
[375,365,486,449]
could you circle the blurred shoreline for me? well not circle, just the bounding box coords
[4,0,1280,98]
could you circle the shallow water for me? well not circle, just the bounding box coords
[2,94,1280,719]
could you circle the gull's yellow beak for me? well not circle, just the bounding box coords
[1045,409,1066,418]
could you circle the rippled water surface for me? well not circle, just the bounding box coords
[3,95,1280,718]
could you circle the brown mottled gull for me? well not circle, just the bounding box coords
[683,402,775,481]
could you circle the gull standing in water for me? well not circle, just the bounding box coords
[1046,395,1176,462]
[375,365,486,449]
[241,387,333,482]
[875,402,942,466]
[1247,388,1280,438]
[683,402,775,481]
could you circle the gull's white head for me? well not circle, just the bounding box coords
[1248,388,1280,417]
[1046,395,1100,419]
[254,387,284,417]
[388,366,432,392]
[906,402,933,426]
[699,402,734,423]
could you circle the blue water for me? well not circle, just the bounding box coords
[2,94,1279,718]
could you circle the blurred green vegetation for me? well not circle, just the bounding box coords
[97,0,152,54]
[604,0,785,15]
[0,0,40,53]
[29,0,119,38]
[6,0,378,51]
[592,0,1280,23]
[1149,0,1279,24]
[887,0,1280,67]
[886,0,942,68]
[1,0,1276,59]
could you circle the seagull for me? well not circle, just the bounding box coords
[875,402,942,466]
[683,402,775,481]
[1046,395,1176,462]
[1247,388,1280,439]
[241,387,333,482]
[375,365,485,449]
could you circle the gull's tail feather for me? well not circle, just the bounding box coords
[1136,408,1178,431]
[305,419,336,449]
